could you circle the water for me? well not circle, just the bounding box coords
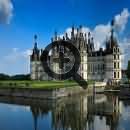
[0,94,130,130]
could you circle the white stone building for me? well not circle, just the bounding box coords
[30,21,122,84]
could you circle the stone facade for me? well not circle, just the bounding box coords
[30,21,122,84]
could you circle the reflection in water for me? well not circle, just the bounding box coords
[28,94,121,130]
[51,95,120,130]
[0,94,127,130]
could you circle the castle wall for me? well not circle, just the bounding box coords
[77,51,88,81]
[87,56,105,81]
[104,54,114,81]
[30,25,122,84]
[30,61,50,80]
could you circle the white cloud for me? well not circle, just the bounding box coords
[58,8,130,69]
[0,48,31,74]
[0,8,130,74]
[60,24,111,50]
[4,48,32,63]
[120,39,130,68]
[93,24,111,49]
[115,8,130,32]
[0,0,13,24]
[60,8,129,51]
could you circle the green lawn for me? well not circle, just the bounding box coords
[0,80,79,89]
[0,80,94,89]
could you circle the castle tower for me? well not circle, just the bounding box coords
[105,19,122,84]
[77,26,88,81]
[71,25,75,40]
[30,35,41,80]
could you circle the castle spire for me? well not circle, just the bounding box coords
[85,33,87,41]
[31,34,40,61]
[79,25,82,31]
[54,31,58,41]
[34,34,38,49]
[111,19,115,40]
[91,37,95,51]
[110,19,118,48]
[65,32,68,40]
[79,25,83,37]
[71,25,75,39]
[88,32,91,44]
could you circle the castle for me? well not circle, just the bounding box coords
[30,20,122,84]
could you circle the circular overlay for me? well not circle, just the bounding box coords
[40,40,81,80]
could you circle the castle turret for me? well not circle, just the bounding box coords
[91,37,95,51]
[110,19,118,48]
[65,32,69,40]
[30,35,41,80]
[54,31,58,41]
[31,35,40,61]
[88,32,92,53]
[106,19,118,52]
[105,19,122,84]
[71,25,75,40]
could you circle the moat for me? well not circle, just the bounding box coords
[0,93,130,130]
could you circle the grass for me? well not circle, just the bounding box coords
[0,80,79,89]
[0,80,95,89]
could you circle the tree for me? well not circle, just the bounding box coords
[0,73,30,80]
[0,73,10,80]
[127,60,130,79]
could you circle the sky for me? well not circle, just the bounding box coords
[0,0,130,75]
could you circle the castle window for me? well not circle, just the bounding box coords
[118,62,120,69]
[118,48,120,52]
[113,47,116,52]
[82,64,84,70]
[118,72,120,78]
[118,55,119,59]
[114,55,116,60]
[114,62,116,69]
[103,64,105,70]
[114,72,116,78]
[82,56,84,62]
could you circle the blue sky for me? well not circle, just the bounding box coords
[0,0,130,75]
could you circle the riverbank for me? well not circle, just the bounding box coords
[0,80,106,99]
[0,86,90,99]
[0,80,86,99]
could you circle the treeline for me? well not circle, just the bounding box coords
[0,73,30,80]
[127,60,130,79]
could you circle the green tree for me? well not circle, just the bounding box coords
[127,60,130,79]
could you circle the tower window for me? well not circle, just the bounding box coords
[118,55,119,59]
[114,55,116,60]
[114,62,116,69]
[114,72,116,78]
[118,62,120,69]
[118,72,120,78]
[118,48,120,52]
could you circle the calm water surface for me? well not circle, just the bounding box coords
[0,94,130,130]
